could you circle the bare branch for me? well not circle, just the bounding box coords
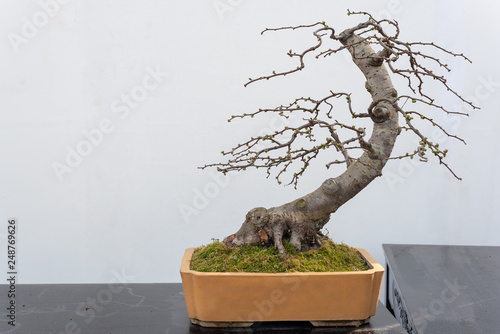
[245,23,335,87]
[203,10,478,185]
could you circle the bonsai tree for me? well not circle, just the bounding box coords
[201,11,477,255]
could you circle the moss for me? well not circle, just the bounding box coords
[190,239,370,273]
[296,198,307,209]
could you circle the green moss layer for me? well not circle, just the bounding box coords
[190,239,370,273]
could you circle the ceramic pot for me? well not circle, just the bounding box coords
[180,247,384,327]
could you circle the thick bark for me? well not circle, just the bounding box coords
[225,30,399,255]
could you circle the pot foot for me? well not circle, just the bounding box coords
[310,317,370,327]
[190,318,254,327]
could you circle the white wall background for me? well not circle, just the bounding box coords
[0,0,499,290]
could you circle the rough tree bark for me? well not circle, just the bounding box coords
[203,12,476,255]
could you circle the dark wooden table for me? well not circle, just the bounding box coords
[384,244,500,334]
[0,283,406,333]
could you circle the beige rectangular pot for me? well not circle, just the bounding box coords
[180,247,384,327]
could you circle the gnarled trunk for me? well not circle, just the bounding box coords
[225,30,399,255]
